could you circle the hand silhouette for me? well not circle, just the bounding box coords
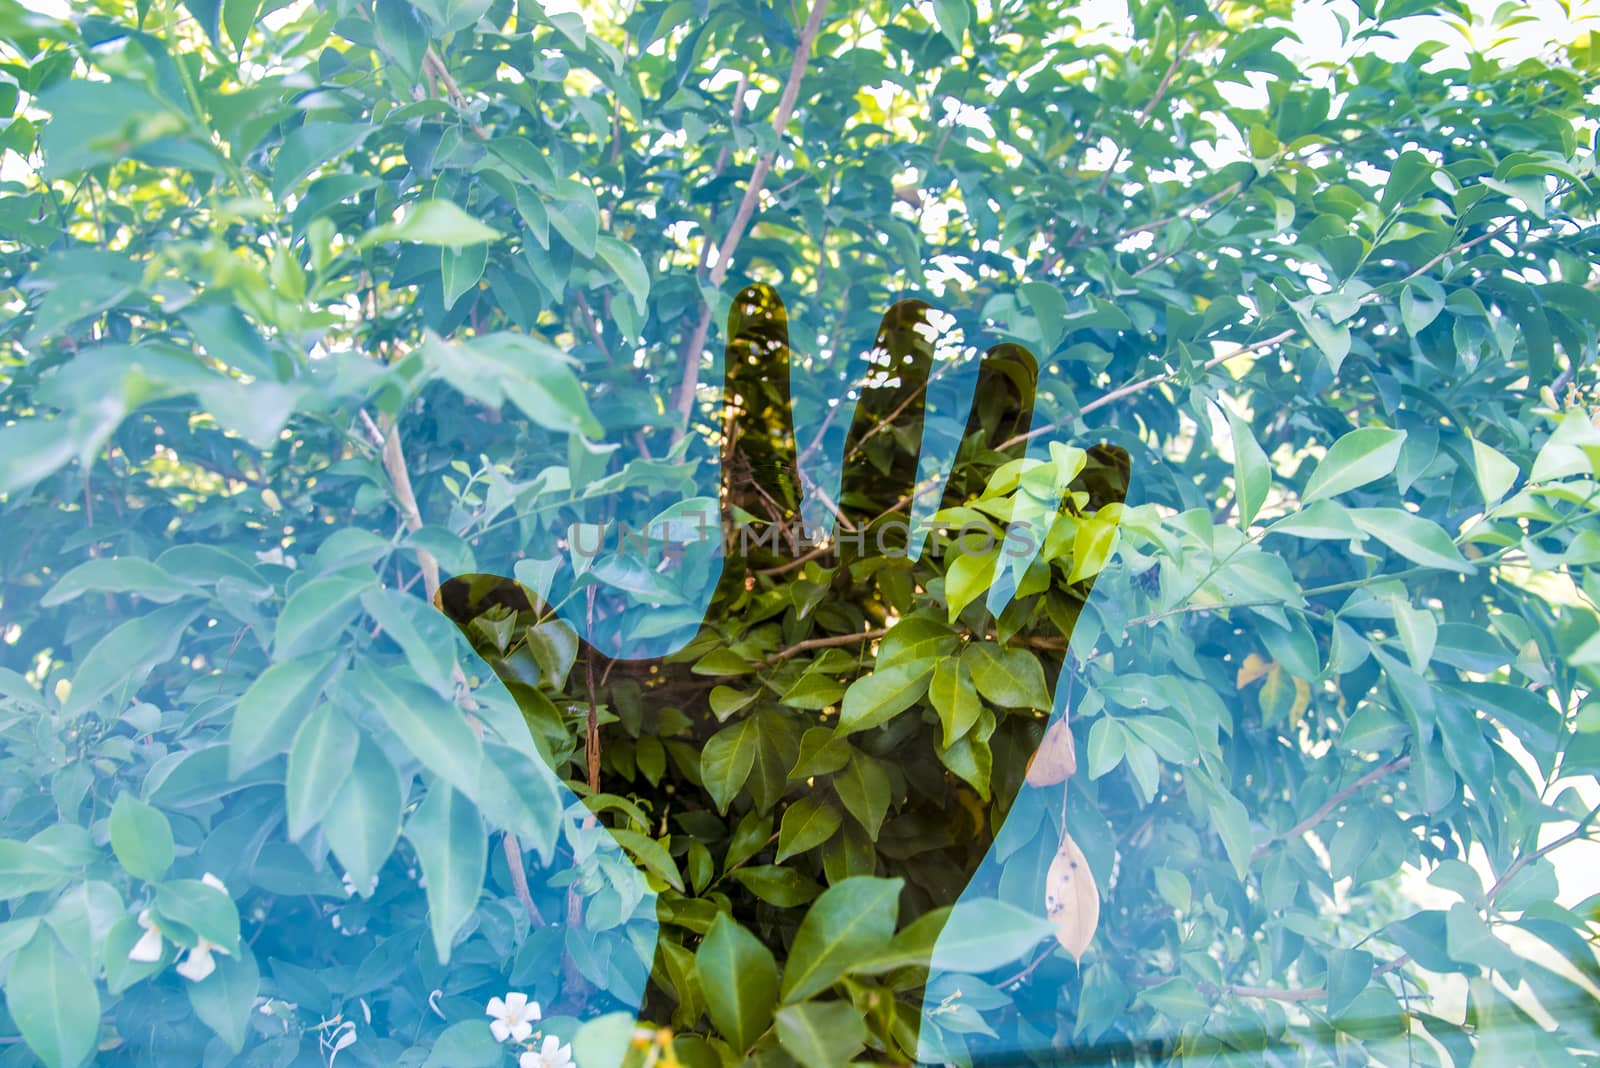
[440,284,1130,1064]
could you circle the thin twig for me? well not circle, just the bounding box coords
[669,0,831,433]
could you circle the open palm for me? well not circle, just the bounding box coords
[443,284,1130,1064]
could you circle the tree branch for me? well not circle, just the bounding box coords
[668,0,830,434]
[1251,755,1411,861]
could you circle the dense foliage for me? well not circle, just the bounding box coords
[1,0,1600,1064]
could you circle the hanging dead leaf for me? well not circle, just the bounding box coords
[1044,830,1099,961]
[1025,717,1077,787]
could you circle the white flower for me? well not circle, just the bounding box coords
[175,936,230,982]
[485,992,539,1044]
[341,871,377,897]
[519,1035,574,1068]
[128,909,163,963]
[201,872,227,893]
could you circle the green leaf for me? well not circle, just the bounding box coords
[610,829,684,891]
[1349,508,1472,573]
[107,793,174,883]
[155,879,242,954]
[180,0,224,48]
[441,241,488,308]
[272,122,370,199]
[422,1021,504,1068]
[594,234,651,317]
[944,546,998,621]
[933,898,1052,973]
[41,557,192,606]
[321,735,402,895]
[1085,718,1125,779]
[4,926,98,1068]
[1020,281,1068,352]
[412,0,490,35]
[929,656,982,748]
[776,795,843,862]
[0,840,72,901]
[221,0,260,50]
[286,703,359,840]
[572,1013,634,1068]
[1326,947,1373,1016]
[832,754,890,839]
[931,0,969,50]
[1299,312,1352,375]
[64,603,200,718]
[361,199,502,248]
[1400,281,1445,335]
[357,665,483,798]
[187,945,259,1052]
[701,716,759,815]
[1469,436,1518,505]
[775,1000,867,1068]
[962,642,1049,709]
[781,876,902,1002]
[697,913,779,1053]
[273,572,370,661]
[836,660,935,735]
[1302,428,1407,503]
[475,741,564,865]
[228,651,339,777]
[404,786,486,964]
[1227,408,1271,526]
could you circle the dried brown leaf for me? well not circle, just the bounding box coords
[1044,830,1098,961]
[1025,718,1077,787]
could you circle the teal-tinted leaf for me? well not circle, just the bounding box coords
[187,945,259,1052]
[321,736,402,895]
[272,121,370,199]
[41,557,192,606]
[155,878,241,954]
[64,603,200,718]
[0,840,71,900]
[441,241,488,308]
[229,651,339,778]
[422,1021,503,1068]
[1085,717,1125,779]
[405,786,486,963]
[931,0,969,50]
[286,703,359,840]
[412,0,491,35]
[4,926,98,1068]
[475,741,564,865]
[1469,436,1518,505]
[107,793,174,883]
[357,665,483,797]
[1326,947,1373,1015]
[273,572,370,660]
[933,898,1051,973]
